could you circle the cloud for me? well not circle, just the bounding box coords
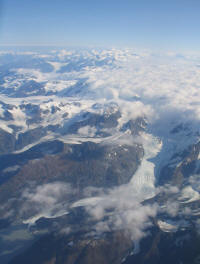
[20,182,74,224]
[179,186,200,203]
[69,125,162,243]
[158,184,179,195]
[72,169,158,242]
[79,50,200,133]
[83,185,157,241]
[164,201,180,217]
[2,48,200,249]
[4,49,200,149]
[78,125,97,137]
[18,177,158,244]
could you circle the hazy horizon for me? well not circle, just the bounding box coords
[1,0,200,52]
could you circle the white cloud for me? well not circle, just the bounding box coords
[83,185,157,241]
[21,182,74,224]
[78,125,97,137]
[79,50,200,130]
[164,201,180,217]
[2,48,200,245]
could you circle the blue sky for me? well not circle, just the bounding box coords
[1,0,200,51]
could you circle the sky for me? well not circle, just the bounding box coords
[0,0,200,51]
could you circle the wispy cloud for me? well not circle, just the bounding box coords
[20,182,74,224]
[83,186,157,241]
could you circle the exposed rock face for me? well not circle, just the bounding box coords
[8,231,133,264]
[66,110,121,134]
[0,129,15,155]
[123,227,200,264]
[0,140,143,206]
[158,141,200,187]
[2,49,200,264]
[121,117,147,136]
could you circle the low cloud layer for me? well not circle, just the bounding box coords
[1,48,200,250]
[20,182,74,224]
[83,186,157,241]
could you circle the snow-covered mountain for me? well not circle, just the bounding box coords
[0,48,200,264]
